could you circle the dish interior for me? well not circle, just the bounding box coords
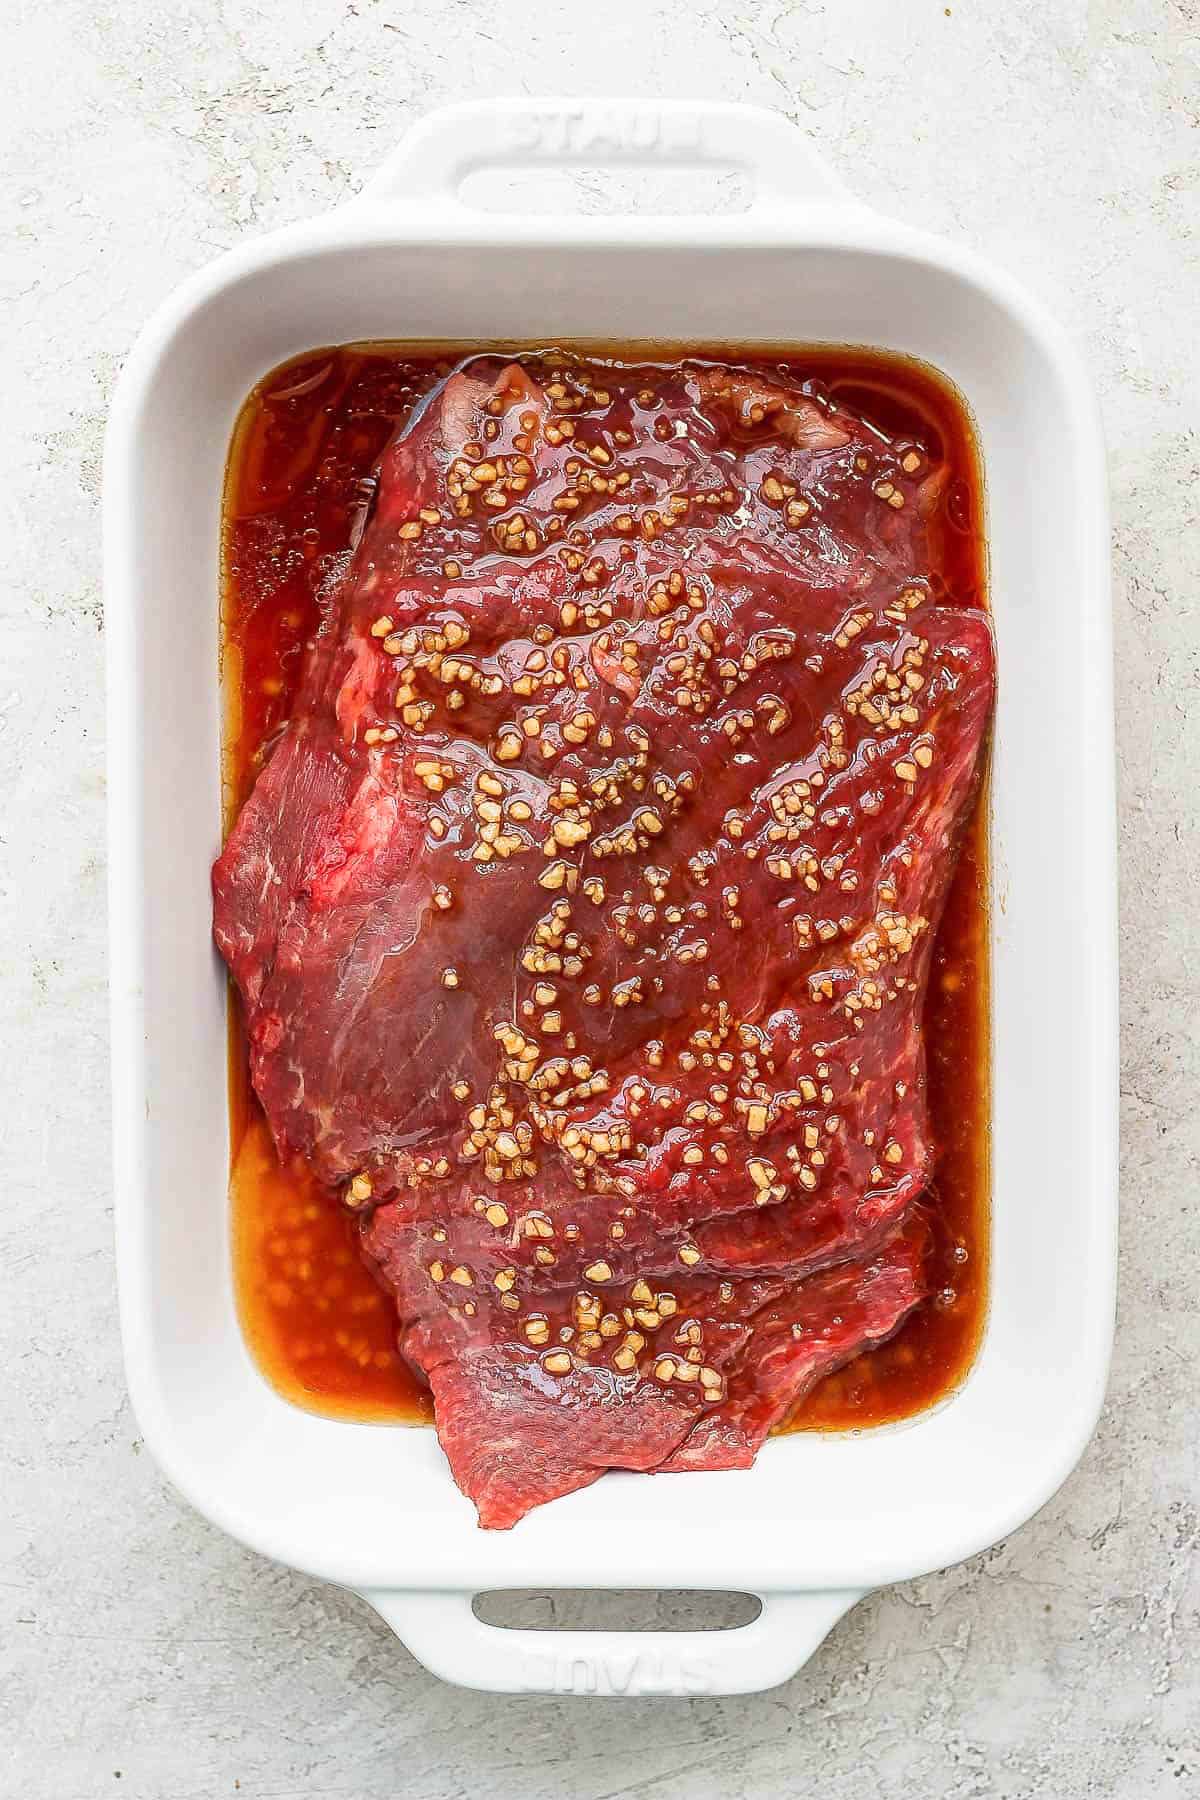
[220,340,991,1439]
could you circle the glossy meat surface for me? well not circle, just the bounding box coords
[214,353,994,1526]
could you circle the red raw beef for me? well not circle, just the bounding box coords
[214,353,994,1527]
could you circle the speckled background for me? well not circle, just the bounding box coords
[3,2,1197,1795]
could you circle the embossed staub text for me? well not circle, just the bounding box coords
[499,105,705,162]
[518,1648,714,1697]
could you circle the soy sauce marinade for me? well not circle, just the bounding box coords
[221,344,989,1430]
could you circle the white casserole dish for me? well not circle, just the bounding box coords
[105,98,1117,1697]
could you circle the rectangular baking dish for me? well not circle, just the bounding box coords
[105,98,1116,1697]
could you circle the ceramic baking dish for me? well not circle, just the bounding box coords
[105,98,1116,1697]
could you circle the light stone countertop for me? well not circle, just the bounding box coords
[3,2,1197,1795]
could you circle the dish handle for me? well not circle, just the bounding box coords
[348,97,853,221]
[360,1586,865,1697]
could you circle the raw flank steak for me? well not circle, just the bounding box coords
[214,353,993,1526]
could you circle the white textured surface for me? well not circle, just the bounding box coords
[3,2,1197,1794]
